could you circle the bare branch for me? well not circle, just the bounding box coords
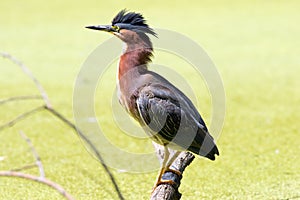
[0,106,45,131]
[0,52,52,108]
[0,171,74,200]
[151,144,195,200]
[44,106,125,200]
[1,52,124,200]
[11,164,37,172]
[0,95,42,105]
[19,131,45,178]
[0,105,124,199]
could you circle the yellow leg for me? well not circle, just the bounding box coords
[153,146,170,190]
[159,151,182,184]
[152,147,183,193]
[152,150,181,193]
[165,151,181,170]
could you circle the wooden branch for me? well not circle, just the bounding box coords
[3,132,72,199]
[0,171,74,200]
[11,164,37,172]
[1,52,124,200]
[0,95,42,105]
[151,143,195,200]
[44,106,125,200]
[19,131,45,177]
[0,52,52,108]
[0,104,125,200]
[0,106,45,131]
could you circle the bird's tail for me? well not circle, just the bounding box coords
[188,133,219,161]
[204,144,219,160]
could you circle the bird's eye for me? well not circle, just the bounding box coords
[112,25,120,32]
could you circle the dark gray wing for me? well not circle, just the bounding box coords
[136,83,219,160]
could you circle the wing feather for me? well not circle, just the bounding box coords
[135,83,219,160]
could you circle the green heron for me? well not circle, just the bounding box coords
[86,10,219,189]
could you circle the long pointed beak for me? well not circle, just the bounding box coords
[85,25,113,32]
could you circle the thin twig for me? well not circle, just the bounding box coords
[0,52,52,108]
[19,131,45,178]
[11,164,37,172]
[1,52,124,199]
[44,106,125,200]
[0,171,74,200]
[0,105,45,131]
[0,95,42,105]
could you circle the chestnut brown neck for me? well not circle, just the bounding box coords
[117,30,153,80]
[118,48,152,80]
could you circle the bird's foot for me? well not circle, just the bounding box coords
[157,179,177,187]
[151,179,177,193]
[164,168,182,177]
[151,168,182,193]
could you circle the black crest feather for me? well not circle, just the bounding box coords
[112,9,156,36]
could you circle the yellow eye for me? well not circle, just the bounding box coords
[112,25,120,32]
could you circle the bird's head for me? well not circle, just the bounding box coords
[86,10,156,48]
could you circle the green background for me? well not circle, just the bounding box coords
[1,0,299,199]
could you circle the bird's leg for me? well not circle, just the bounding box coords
[156,150,182,188]
[165,151,181,176]
[152,148,183,193]
[152,146,170,191]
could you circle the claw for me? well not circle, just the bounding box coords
[157,179,177,186]
[164,168,182,177]
[152,168,182,194]
[151,179,177,194]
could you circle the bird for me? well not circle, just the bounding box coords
[86,9,219,189]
